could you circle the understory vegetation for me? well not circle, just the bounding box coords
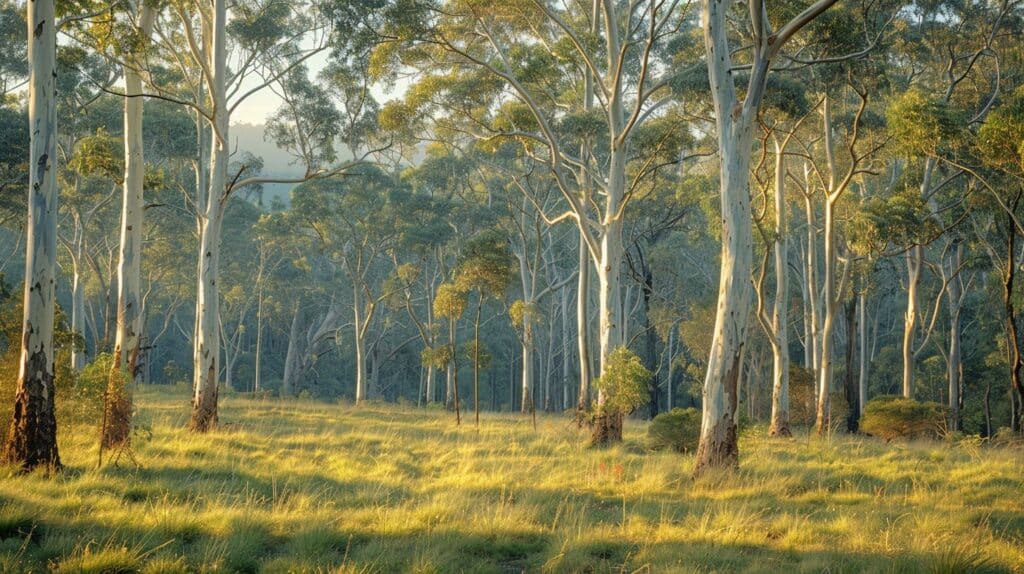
[0,386,1020,573]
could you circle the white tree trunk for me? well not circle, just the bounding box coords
[804,192,821,375]
[282,303,302,396]
[858,292,868,414]
[70,234,86,370]
[189,0,227,432]
[113,1,156,383]
[946,241,963,430]
[354,286,367,403]
[902,244,922,399]
[520,310,535,413]
[576,231,591,412]
[769,138,791,437]
[816,199,838,433]
[4,0,60,469]
[694,0,758,473]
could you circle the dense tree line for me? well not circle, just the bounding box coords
[0,0,1022,474]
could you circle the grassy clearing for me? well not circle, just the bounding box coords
[0,385,1021,573]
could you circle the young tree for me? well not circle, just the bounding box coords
[454,230,514,426]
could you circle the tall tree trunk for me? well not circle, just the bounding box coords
[576,231,591,415]
[843,298,858,432]
[858,291,868,416]
[450,316,460,425]
[354,286,367,403]
[561,285,572,412]
[815,199,838,434]
[70,230,86,370]
[520,309,535,413]
[3,0,61,471]
[254,280,263,392]
[1003,197,1023,432]
[639,251,659,419]
[946,241,962,431]
[902,244,922,399]
[769,137,791,437]
[804,192,821,374]
[473,294,482,425]
[189,0,227,432]
[106,2,156,449]
[282,302,302,396]
[694,0,757,473]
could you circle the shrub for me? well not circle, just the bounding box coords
[593,347,651,415]
[647,408,701,452]
[860,395,946,442]
[73,353,119,426]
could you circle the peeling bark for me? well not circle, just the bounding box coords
[3,0,61,472]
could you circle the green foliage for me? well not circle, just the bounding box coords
[421,345,453,370]
[0,284,85,427]
[647,407,701,453]
[454,230,515,297]
[593,347,651,415]
[976,87,1024,177]
[433,283,467,320]
[887,89,965,157]
[73,353,121,425]
[508,299,538,328]
[861,395,947,442]
[68,129,124,183]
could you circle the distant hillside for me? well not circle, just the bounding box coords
[230,122,360,207]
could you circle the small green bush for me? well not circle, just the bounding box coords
[647,408,701,452]
[593,347,651,415]
[860,395,946,442]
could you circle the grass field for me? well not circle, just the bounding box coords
[0,385,1022,573]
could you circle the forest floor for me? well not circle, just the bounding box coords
[0,385,1022,573]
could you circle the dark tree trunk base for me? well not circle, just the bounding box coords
[769,423,791,437]
[3,350,61,472]
[189,385,219,433]
[693,417,738,478]
[590,411,623,446]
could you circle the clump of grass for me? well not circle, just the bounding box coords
[53,546,141,574]
[0,504,36,540]
[139,556,189,574]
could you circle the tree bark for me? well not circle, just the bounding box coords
[843,298,859,432]
[902,244,922,399]
[769,137,791,437]
[1003,198,1023,432]
[858,291,868,415]
[106,1,157,449]
[189,0,227,432]
[576,230,591,415]
[945,241,963,431]
[3,0,61,471]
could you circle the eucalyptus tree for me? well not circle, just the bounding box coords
[434,282,468,422]
[694,0,859,473]
[397,147,462,404]
[3,0,59,471]
[884,0,1012,400]
[972,87,1024,430]
[138,0,375,430]
[375,0,694,442]
[111,2,157,430]
[454,230,515,425]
